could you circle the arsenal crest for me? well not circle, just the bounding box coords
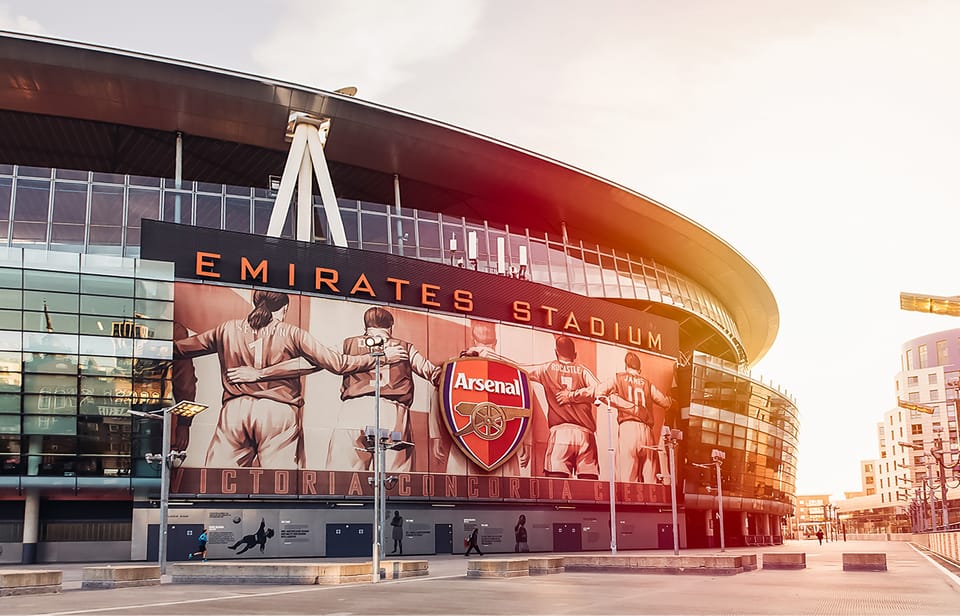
[439,358,533,472]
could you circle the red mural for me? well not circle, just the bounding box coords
[170,282,679,505]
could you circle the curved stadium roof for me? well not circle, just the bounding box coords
[0,31,778,366]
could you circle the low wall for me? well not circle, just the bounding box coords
[0,570,62,596]
[762,553,805,570]
[467,558,529,578]
[560,554,754,576]
[842,553,887,572]
[171,562,330,585]
[171,560,429,585]
[82,565,161,590]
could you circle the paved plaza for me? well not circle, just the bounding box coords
[0,540,958,615]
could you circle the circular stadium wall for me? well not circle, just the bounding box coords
[0,32,796,561]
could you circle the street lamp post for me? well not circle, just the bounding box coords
[361,336,414,583]
[131,400,208,576]
[594,395,617,555]
[697,449,726,551]
[712,449,726,552]
[364,335,386,583]
[827,503,837,541]
[660,426,683,556]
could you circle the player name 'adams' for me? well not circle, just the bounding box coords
[452,372,522,395]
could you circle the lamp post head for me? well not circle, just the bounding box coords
[364,335,386,356]
[364,335,385,349]
[711,449,726,464]
[168,400,208,418]
[661,426,682,444]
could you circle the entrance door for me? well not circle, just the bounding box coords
[326,523,373,558]
[552,523,582,552]
[657,524,674,549]
[147,523,205,562]
[434,523,453,555]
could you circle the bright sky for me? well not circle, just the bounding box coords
[4,0,960,498]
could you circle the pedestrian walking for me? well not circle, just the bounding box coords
[464,527,483,556]
[816,529,824,545]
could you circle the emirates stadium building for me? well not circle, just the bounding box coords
[0,32,799,563]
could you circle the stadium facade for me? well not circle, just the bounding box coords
[0,32,798,563]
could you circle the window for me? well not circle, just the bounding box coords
[919,344,929,368]
[908,375,919,387]
[911,424,923,435]
[930,390,940,401]
[906,349,914,371]
[929,373,939,385]
[937,340,949,366]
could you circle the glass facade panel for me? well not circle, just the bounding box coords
[12,179,50,243]
[440,216,464,268]
[416,217,441,261]
[0,394,19,413]
[0,247,170,477]
[80,275,135,297]
[22,353,77,375]
[23,311,78,334]
[24,270,79,293]
[89,185,123,247]
[253,199,272,235]
[0,177,11,241]
[359,210,389,251]
[194,193,222,229]
[51,182,87,247]
[0,310,20,329]
[134,280,174,301]
[225,197,251,233]
[80,295,134,318]
[126,189,158,227]
[162,191,191,224]
[23,291,77,314]
[22,332,79,355]
[134,299,173,321]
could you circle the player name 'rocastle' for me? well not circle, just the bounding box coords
[452,373,523,395]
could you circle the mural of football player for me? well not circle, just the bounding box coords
[526,336,601,479]
[228,518,275,555]
[326,306,441,472]
[429,319,531,476]
[595,351,674,483]
[174,291,405,469]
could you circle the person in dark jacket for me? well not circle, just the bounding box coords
[464,526,483,556]
[390,510,404,555]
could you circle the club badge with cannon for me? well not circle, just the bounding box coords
[438,357,533,471]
